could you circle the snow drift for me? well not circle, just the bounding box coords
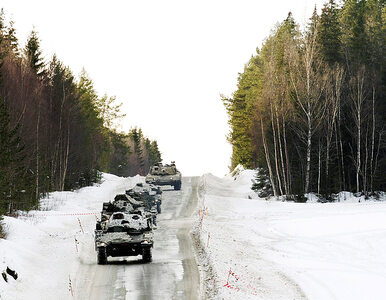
[194,169,386,299]
[0,173,142,300]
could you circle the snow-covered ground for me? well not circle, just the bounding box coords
[0,173,141,300]
[2,170,386,300]
[194,170,386,299]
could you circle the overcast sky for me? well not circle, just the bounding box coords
[1,0,326,176]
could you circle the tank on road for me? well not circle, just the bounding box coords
[145,162,182,190]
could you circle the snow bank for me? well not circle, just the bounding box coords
[0,173,142,300]
[195,170,386,299]
[306,191,386,203]
[202,168,257,200]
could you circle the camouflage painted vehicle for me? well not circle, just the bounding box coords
[126,183,162,213]
[101,195,135,215]
[97,193,155,230]
[95,212,154,264]
[145,162,182,190]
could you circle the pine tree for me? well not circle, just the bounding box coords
[340,0,368,68]
[308,6,319,37]
[251,168,273,197]
[76,68,107,183]
[108,131,131,176]
[78,69,103,134]
[25,29,45,76]
[131,128,145,169]
[222,54,263,170]
[5,19,19,57]
[149,140,161,165]
[0,98,25,214]
[317,0,342,65]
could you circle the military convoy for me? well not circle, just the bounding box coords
[145,161,182,190]
[95,182,162,264]
[94,161,181,264]
[126,183,162,214]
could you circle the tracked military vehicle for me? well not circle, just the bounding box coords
[145,161,182,190]
[95,212,154,264]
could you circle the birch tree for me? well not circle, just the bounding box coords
[287,26,328,194]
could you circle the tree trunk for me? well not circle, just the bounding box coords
[261,119,277,198]
[35,100,40,202]
[374,130,383,181]
[283,117,291,194]
[354,70,365,194]
[305,112,312,194]
[275,104,288,195]
[370,85,375,193]
[334,122,341,190]
[61,123,70,191]
[56,82,66,190]
[356,105,361,194]
[363,125,369,198]
[270,103,283,195]
[338,108,345,191]
[318,138,321,195]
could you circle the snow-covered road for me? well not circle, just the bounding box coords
[0,175,200,300]
[74,177,200,300]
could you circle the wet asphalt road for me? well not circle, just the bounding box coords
[74,177,200,300]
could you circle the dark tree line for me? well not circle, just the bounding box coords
[223,0,385,200]
[0,10,161,216]
[110,128,162,177]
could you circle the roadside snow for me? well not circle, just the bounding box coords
[0,173,142,300]
[195,171,386,299]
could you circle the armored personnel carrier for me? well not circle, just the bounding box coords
[145,161,182,190]
[126,183,162,213]
[97,193,156,230]
[95,212,154,264]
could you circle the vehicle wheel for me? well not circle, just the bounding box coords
[97,247,107,265]
[157,202,161,214]
[142,248,152,263]
[174,181,181,190]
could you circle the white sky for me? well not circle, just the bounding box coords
[1,0,326,176]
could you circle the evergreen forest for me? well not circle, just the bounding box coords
[223,0,385,200]
[0,9,161,217]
